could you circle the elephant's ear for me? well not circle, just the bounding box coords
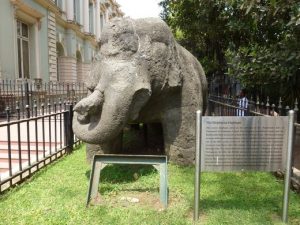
[129,81,151,121]
[167,61,182,87]
[163,43,183,88]
[85,60,102,93]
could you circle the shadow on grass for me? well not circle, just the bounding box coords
[85,164,157,183]
[85,165,159,195]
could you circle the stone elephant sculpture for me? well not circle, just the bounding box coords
[73,17,207,165]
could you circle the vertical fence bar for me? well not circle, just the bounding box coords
[278,98,283,116]
[41,104,45,159]
[72,97,77,147]
[255,97,260,114]
[29,81,33,114]
[34,100,38,163]
[266,97,270,115]
[55,82,58,100]
[25,81,30,118]
[16,102,22,172]
[245,97,249,116]
[235,97,238,116]
[231,96,234,116]
[11,80,15,117]
[59,99,62,149]
[67,84,70,102]
[0,81,3,115]
[6,107,12,182]
[261,101,265,115]
[282,110,295,223]
[64,104,74,153]
[294,99,298,122]
[54,102,57,157]
[292,99,298,176]
[51,82,54,104]
[194,110,202,222]
[221,96,224,116]
[48,100,52,155]
[248,97,253,116]
[0,81,2,116]
[9,80,12,113]
[26,105,31,167]
[5,80,9,111]
[21,81,25,118]
[44,83,47,114]
[271,104,276,116]
[62,83,65,100]
[64,108,69,150]
[47,83,50,112]
[285,106,290,116]
[68,103,74,151]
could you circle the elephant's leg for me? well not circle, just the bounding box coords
[161,107,196,165]
[86,132,123,164]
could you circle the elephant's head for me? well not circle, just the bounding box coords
[73,18,183,144]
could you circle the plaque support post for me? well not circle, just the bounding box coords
[282,110,295,223]
[194,110,202,222]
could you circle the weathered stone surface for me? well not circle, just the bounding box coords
[73,17,207,165]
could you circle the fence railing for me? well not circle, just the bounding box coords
[208,95,300,186]
[0,79,88,119]
[208,95,299,120]
[0,100,81,193]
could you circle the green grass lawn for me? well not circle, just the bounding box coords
[0,145,299,225]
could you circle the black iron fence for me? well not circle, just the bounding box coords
[208,95,300,189]
[208,94,299,120]
[0,79,88,119]
[0,100,81,193]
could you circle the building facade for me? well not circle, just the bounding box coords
[0,0,123,83]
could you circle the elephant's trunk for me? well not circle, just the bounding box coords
[73,84,135,144]
[73,89,104,124]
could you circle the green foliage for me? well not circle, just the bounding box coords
[226,41,300,103]
[159,0,300,101]
[160,0,231,75]
[225,0,300,103]
[0,145,300,224]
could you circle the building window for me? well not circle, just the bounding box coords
[89,3,94,34]
[55,0,63,9]
[17,20,30,79]
[74,0,81,24]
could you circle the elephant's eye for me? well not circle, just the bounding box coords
[88,87,94,94]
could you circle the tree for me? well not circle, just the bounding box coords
[159,0,300,103]
[225,0,300,103]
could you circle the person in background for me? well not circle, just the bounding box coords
[270,109,279,116]
[237,89,248,116]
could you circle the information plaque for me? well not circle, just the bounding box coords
[201,116,288,171]
[194,111,295,223]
